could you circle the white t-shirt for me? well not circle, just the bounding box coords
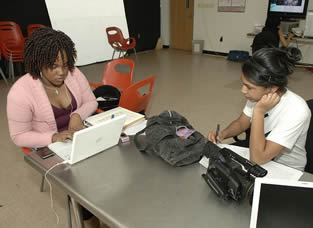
[243,89,311,171]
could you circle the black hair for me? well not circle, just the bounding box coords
[262,15,281,33]
[265,15,281,29]
[24,27,77,79]
[242,47,302,92]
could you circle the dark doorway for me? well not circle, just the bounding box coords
[123,0,160,52]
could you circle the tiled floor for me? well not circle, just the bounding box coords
[1,49,312,227]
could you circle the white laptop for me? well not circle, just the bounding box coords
[250,178,313,228]
[48,114,126,164]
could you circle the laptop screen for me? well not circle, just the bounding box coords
[250,178,313,228]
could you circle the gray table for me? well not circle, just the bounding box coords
[24,138,313,228]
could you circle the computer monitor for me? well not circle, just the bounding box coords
[267,0,309,20]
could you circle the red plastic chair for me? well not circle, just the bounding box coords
[106,26,137,59]
[89,58,135,92]
[27,24,46,37]
[119,75,157,114]
[0,21,25,81]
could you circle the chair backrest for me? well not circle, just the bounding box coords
[27,24,45,37]
[305,99,313,174]
[119,75,157,113]
[101,58,135,92]
[106,26,126,49]
[0,21,25,47]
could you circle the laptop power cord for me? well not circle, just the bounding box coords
[44,160,68,226]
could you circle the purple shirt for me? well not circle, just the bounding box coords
[51,89,77,132]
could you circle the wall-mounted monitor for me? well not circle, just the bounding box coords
[267,0,309,20]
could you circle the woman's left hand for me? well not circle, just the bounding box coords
[68,113,85,132]
[255,93,280,114]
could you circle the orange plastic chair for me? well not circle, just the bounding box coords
[0,21,25,81]
[89,58,135,93]
[119,75,157,114]
[27,24,46,37]
[106,26,137,59]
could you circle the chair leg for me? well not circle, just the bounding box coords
[40,174,45,192]
[67,195,73,228]
[0,67,8,86]
[133,48,137,59]
[9,54,15,82]
[112,50,116,60]
[8,58,12,82]
[121,50,127,58]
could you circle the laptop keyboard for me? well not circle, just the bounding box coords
[48,140,73,161]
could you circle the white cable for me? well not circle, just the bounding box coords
[44,160,68,226]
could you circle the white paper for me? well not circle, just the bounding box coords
[123,119,147,136]
[86,107,144,127]
[199,144,303,181]
[96,97,105,101]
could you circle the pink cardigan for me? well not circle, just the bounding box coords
[7,67,98,148]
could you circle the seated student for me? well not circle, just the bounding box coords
[6,27,103,226]
[251,16,294,53]
[7,27,97,148]
[207,47,311,171]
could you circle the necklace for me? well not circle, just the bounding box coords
[43,84,60,95]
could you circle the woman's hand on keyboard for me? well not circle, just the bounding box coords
[52,130,74,143]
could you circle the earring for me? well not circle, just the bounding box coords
[40,72,43,78]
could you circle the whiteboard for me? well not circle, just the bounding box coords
[45,0,129,66]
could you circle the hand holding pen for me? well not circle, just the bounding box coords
[207,123,222,144]
[215,124,220,144]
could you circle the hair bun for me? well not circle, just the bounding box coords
[284,47,302,63]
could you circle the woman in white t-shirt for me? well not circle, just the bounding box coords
[207,47,311,171]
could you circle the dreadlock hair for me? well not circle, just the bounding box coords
[24,27,77,79]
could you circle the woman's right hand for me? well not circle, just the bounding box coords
[207,130,225,144]
[52,130,74,143]
[287,32,295,40]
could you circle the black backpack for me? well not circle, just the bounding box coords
[134,110,206,167]
[93,85,120,111]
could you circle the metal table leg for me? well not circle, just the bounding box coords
[71,197,85,228]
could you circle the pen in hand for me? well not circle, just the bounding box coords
[216,124,220,143]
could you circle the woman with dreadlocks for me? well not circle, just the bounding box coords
[7,27,97,148]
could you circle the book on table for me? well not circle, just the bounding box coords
[85,107,145,128]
